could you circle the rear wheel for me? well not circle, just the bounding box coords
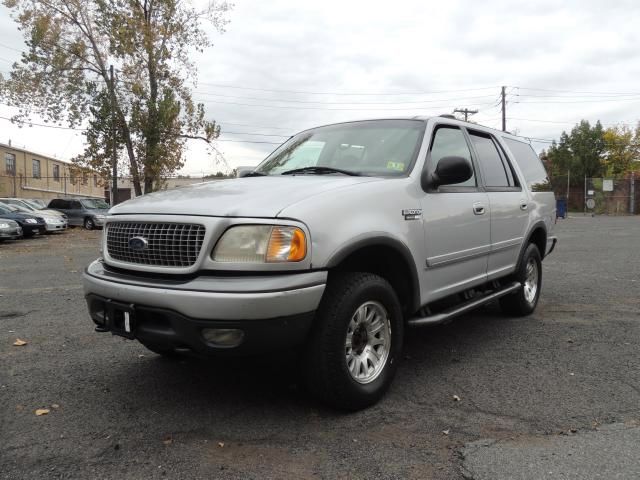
[304,272,403,411]
[84,217,95,230]
[500,243,542,316]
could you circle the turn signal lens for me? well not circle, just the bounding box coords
[266,226,307,262]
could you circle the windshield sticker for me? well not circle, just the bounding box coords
[386,161,405,171]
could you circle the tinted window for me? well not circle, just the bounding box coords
[429,127,476,187]
[503,138,552,192]
[49,199,63,208]
[469,133,510,187]
[71,201,82,209]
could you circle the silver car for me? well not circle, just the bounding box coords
[0,199,68,232]
[84,117,557,410]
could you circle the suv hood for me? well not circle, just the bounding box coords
[109,176,383,217]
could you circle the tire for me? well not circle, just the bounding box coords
[304,272,404,411]
[140,341,184,359]
[84,217,95,230]
[500,243,542,316]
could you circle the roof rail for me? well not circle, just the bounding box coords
[439,114,456,119]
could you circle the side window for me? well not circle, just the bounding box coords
[429,127,476,188]
[503,138,552,192]
[469,132,512,188]
[49,199,61,208]
[72,201,82,209]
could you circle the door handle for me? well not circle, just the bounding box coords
[520,203,528,211]
[473,202,485,215]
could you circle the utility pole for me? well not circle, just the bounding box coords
[501,86,506,132]
[110,65,118,206]
[453,108,478,122]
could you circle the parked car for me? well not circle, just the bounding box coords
[48,198,109,230]
[83,116,557,410]
[0,199,68,232]
[24,198,47,209]
[0,218,22,241]
[0,203,47,237]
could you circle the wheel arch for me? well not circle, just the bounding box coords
[325,236,421,317]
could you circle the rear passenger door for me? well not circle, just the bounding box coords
[467,130,529,279]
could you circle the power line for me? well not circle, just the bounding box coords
[196,98,498,111]
[194,82,499,96]
[194,91,498,106]
[511,85,640,96]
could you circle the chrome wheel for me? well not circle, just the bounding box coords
[523,257,539,304]
[345,301,391,384]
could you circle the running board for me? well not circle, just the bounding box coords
[407,281,522,327]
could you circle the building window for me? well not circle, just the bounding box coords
[93,174,98,187]
[70,171,76,184]
[5,153,16,175]
[82,172,88,185]
[32,159,41,179]
[53,164,60,182]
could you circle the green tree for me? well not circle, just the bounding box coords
[0,0,230,195]
[546,120,605,181]
[602,125,637,176]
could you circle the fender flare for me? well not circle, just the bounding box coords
[326,235,421,313]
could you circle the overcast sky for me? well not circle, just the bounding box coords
[1,0,640,175]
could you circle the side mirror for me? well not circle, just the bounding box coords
[422,155,473,190]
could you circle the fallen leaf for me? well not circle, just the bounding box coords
[35,409,50,416]
[138,354,145,358]
[452,395,461,402]
[163,436,173,445]
[442,429,450,435]
[569,373,575,376]
[13,339,27,346]
[218,442,224,448]
[51,404,60,409]
[567,339,574,343]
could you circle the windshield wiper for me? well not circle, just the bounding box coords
[242,171,267,177]
[281,166,361,176]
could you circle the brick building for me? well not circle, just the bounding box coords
[0,142,105,201]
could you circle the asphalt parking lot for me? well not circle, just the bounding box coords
[1,217,639,480]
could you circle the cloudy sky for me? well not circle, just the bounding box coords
[1,0,640,175]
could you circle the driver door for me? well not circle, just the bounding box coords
[419,125,490,303]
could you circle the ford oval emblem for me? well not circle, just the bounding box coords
[129,236,149,251]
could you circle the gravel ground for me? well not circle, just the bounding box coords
[1,217,639,479]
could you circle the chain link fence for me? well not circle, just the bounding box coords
[550,174,638,215]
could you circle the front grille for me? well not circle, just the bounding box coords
[106,222,206,267]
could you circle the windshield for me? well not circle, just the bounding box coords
[22,200,43,210]
[0,204,11,214]
[255,120,426,177]
[80,199,110,209]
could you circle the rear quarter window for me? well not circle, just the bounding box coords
[503,138,552,192]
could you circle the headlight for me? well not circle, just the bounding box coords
[213,225,307,263]
[24,219,37,224]
[0,222,9,228]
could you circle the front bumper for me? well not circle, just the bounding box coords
[44,220,67,232]
[0,226,22,240]
[83,259,327,354]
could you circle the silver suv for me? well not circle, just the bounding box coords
[84,117,557,410]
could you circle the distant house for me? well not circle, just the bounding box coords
[0,142,105,201]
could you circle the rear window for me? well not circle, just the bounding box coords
[503,138,552,192]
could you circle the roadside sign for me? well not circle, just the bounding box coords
[603,179,614,192]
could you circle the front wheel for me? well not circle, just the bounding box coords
[304,272,404,411]
[500,243,542,316]
[84,217,95,230]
